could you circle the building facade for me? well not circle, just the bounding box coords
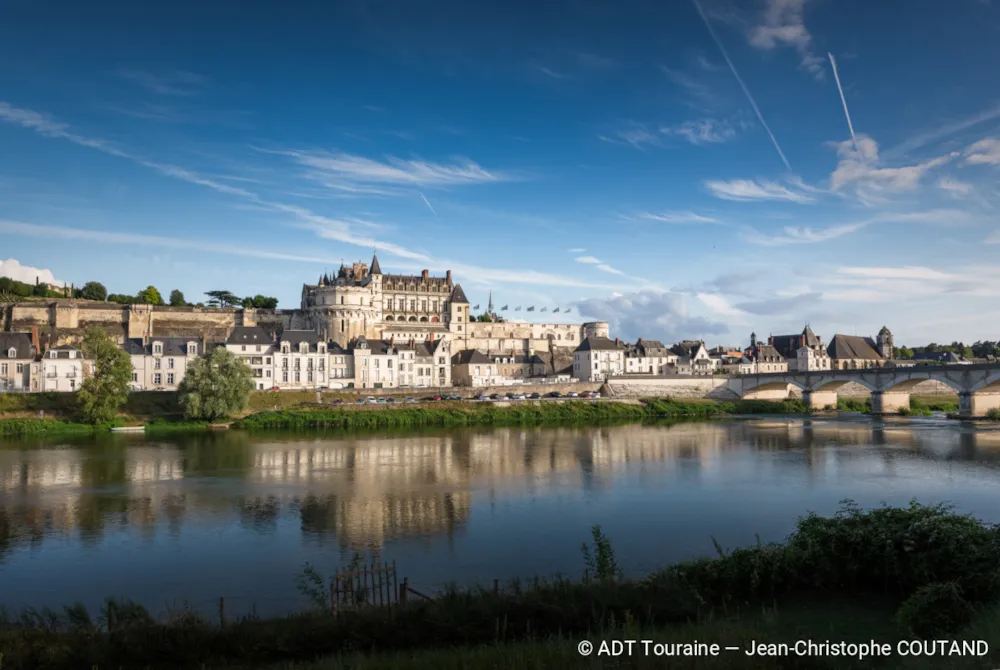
[0,332,35,392]
[226,326,276,390]
[573,336,626,381]
[126,337,203,391]
[767,326,829,372]
[37,345,91,392]
[624,339,678,375]
[827,334,885,369]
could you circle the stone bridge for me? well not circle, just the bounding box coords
[727,363,1000,417]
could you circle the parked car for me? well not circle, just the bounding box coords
[376,397,387,404]
[529,392,541,399]
[513,393,527,400]
[268,386,280,391]
[356,398,366,405]
[386,397,396,403]
[591,392,602,399]
[477,394,490,401]
[447,394,463,401]
[547,391,562,398]
[432,395,443,401]
[332,398,344,405]
[405,397,416,403]
[420,396,436,402]
[366,397,378,404]
[567,392,579,398]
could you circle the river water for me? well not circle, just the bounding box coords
[2,415,1000,618]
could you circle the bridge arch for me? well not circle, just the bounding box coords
[740,379,805,398]
[970,371,1000,394]
[877,370,965,394]
[810,378,877,393]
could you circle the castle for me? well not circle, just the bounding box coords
[2,253,608,375]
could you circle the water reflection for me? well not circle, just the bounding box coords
[2,417,1000,615]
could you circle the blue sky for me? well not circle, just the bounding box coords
[2,0,1000,346]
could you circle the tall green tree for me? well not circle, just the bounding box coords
[178,347,254,421]
[205,290,240,308]
[136,285,164,305]
[76,327,133,424]
[169,289,186,306]
[250,295,278,309]
[80,281,108,301]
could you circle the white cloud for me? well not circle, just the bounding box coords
[661,118,736,144]
[573,290,729,343]
[937,177,973,196]
[829,134,954,200]
[575,256,601,264]
[837,266,959,281]
[697,293,748,320]
[638,211,719,224]
[748,0,824,79]
[964,138,1000,165]
[567,247,586,253]
[597,264,625,275]
[598,123,662,150]
[704,178,814,203]
[266,149,511,187]
[986,230,1000,244]
[745,222,867,246]
[115,69,205,96]
[574,255,628,277]
[0,258,66,287]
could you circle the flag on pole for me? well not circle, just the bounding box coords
[501,305,508,310]
[563,307,571,313]
[515,306,521,311]
[553,307,560,313]
[527,306,535,312]
[541,307,548,312]
[473,304,480,309]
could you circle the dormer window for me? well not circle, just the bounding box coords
[153,343,163,354]
[187,344,197,355]
[6,348,15,358]
[281,344,290,354]
[50,351,57,359]
[299,342,308,353]
[318,344,326,353]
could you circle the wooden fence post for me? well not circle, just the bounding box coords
[330,579,338,617]
[494,578,499,595]
[219,597,226,627]
[399,577,409,606]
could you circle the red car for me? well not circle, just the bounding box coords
[432,395,443,401]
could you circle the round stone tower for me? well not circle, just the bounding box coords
[877,326,894,360]
[583,321,610,340]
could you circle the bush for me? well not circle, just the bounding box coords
[896,582,974,638]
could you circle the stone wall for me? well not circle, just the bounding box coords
[835,379,957,397]
[606,377,741,400]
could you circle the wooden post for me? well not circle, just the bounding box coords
[330,579,338,617]
[391,560,398,607]
[219,596,226,627]
[107,603,115,633]
[377,562,384,607]
[494,578,499,595]
[400,577,409,606]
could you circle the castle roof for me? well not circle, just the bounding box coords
[227,326,273,345]
[449,284,469,304]
[124,337,204,356]
[575,336,625,352]
[452,349,491,365]
[827,334,883,361]
[0,332,33,359]
[370,253,382,275]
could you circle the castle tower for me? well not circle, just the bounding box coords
[750,331,758,350]
[877,326,894,360]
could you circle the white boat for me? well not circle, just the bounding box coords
[111,426,146,433]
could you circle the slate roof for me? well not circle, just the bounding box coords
[449,284,469,304]
[0,333,33,359]
[575,336,626,352]
[626,339,672,357]
[802,325,820,347]
[46,344,81,359]
[749,344,785,363]
[370,253,382,275]
[670,340,706,357]
[452,349,491,365]
[227,326,273,345]
[124,337,203,356]
[279,330,323,351]
[912,351,965,363]
[827,334,883,361]
[489,354,545,365]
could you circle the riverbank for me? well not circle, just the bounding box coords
[1,501,997,669]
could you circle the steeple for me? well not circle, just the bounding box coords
[488,290,494,314]
[370,251,382,275]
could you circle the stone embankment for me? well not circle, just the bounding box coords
[606,376,957,399]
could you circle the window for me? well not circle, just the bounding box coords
[295,371,300,382]
[282,370,288,382]
[153,343,162,354]
[153,373,162,385]
[50,351,57,359]
[188,344,197,355]
[16,363,24,373]
[6,348,14,358]
[168,358,175,369]
[154,358,161,370]
[131,372,137,382]
[375,359,380,368]
[0,363,6,374]
[241,345,246,351]
[294,359,301,370]
[266,370,271,377]
[340,296,344,305]
[307,370,313,382]
[256,345,261,352]
[474,366,480,376]
[387,360,393,369]
[70,379,75,390]
[167,373,175,384]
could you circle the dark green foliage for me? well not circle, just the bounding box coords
[79,281,107,301]
[168,289,186,306]
[135,285,164,305]
[178,347,254,421]
[581,525,622,581]
[77,327,133,424]
[204,290,240,308]
[988,408,1000,420]
[837,397,871,412]
[895,582,974,639]
[0,419,95,435]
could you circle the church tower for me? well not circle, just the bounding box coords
[877,326,894,360]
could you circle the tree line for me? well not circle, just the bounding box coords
[0,278,278,310]
[894,341,1000,360]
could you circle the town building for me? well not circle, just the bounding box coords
[125,337,203,391]
[0,332,35,392]
[743,335,788,374]
[275,330,329,390]
[826,334,885,369]
[36,345,90,392]
[487,352,547,380]
[624,339,678,375]
[348,337,402,389]
[451,349,502,387]
[226,326,276,390]
[767,326,830,372]
[573,336,626,381]
[670,340,716,375]
[912,351,970,365]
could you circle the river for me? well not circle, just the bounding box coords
[2,415,1000,618]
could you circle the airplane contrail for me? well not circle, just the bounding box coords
[691,0,791,171]
[419,191,437,216]
[828,53,858,151]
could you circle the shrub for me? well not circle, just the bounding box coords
[896,582,974,638]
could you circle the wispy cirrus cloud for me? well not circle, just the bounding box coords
[704,178,814,203]
[598,123,662,150]
[743,209,970,246]
[635,210,720,224]
[828,134,954,202]
[937,177,973,196]
[964,138,1000,165]
[748,0,824,79]
[115,69,206,96]
[661,118,736,144]
[574,255,625,276]
[887,103,1000,158]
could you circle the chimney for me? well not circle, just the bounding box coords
[31,326,39,354]
[421,269,429,280]
[446,270,452,283]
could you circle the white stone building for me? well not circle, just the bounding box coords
[125,337,203,391]
[226,326,276,390]
[348,337,402,389]
[573,336,626,382]
[37,345,91,392]
[452,349,504,387]
[0,332,35,392]
[670,340,717,376]
[624,339,678,375]
[274,330,330,390]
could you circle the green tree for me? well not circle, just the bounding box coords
[169,289,186,306]
[251,295,279,309]
[32,283,49,297]
[76,327,133,424]
[894,346,914,360]
[178,347,254,421]
[205,290,240,308]
[80,281,108,301]
[241,296,254,308]
[136,285,164,305]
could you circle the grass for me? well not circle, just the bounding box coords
[231,398,808,431]
[0,417,98,435]
[1,501,998,670]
